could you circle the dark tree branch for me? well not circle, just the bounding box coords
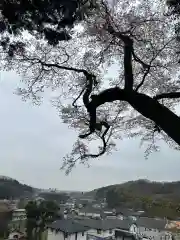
[81,121,110,158]
[21,56,89,74]
[72,87,86,108]
[132,50,150,69]
[107,25,134,90]
[124,42,134,90]
[132,37,175,92]
[87,87,180,147]
[133,49,152,92]
[135,65,151,92]
[153,92,180,100]
[102,0,134,91]
[78,72,110,147]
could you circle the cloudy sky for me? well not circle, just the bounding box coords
[0,70,180,191]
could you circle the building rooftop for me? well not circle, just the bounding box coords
[48,219,90,234]
[76,219,132,231]
[13,209,26,212]
[79,207,101,214]
[115,229,137,240]
[136,217,167,230]
[115,208,138,217]
[48,218,133,233]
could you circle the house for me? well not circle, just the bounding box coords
[101,208,116,220]
[92,204,102,209]
[115,208,139,221]
[12,209,26,221]
[91,200,107,209]
[67,214,92,221]
[47,217,174,240]
[78,207,101,219]
[80,197,95,203]
[115,229,137,240]
[131,217,173,240]
[47,219,91,240]
[77,219,133,238]
[9,209,26,232]
[65,201,75,209]
[47,218,133,240]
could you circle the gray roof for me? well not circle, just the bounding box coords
[79,207,101,214]
[103,208,115,213]
[69,215,91,220]
[136,217,167,230]
[48,219,90,234]
[76,219,132,231]
[115,208,137,216]
[115,229,137,239]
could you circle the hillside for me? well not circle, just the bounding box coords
[0,176,34,199]
[94,179,180,199]
[92,179,180,217]
[38,191,70,203]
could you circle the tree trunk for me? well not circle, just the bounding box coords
[128,91,180,146]
[91,87,180,146]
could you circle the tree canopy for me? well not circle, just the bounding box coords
[25,200,60,240]
[0,0,95,53]
[1,0,180,173]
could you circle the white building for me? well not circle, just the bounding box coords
[9,209,27,231]
[78,207,101,219]
[47,219,91,240]
[46,217,174,240]
[12,209,26,221]
[46,219,132,240]
[115,208,140,221]
[130,217,173,240]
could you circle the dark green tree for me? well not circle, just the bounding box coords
[106,189,120,208]
[25,200,60,240]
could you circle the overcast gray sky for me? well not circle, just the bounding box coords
[0,70,180,191]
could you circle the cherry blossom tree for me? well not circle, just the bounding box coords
[1,0,180,174]
[0,0,95,47]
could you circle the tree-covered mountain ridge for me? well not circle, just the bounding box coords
[0,176,71,202]
[89,179,180,202]
[0,175,34,199]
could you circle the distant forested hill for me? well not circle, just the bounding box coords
[0,176,33,199]
[38,191,70,203]
[87,179,180,219]
[94,179,180,201]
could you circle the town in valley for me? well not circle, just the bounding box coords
[1,177,180,240]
